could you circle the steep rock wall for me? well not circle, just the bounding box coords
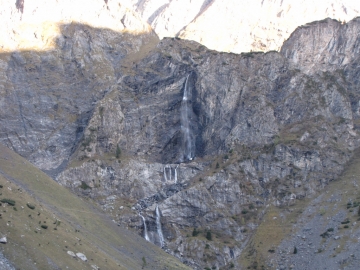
[56,18,360,268]
[0,0,158,174]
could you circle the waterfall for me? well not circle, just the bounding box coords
[163,166,168,181]
[174,165,178,183]
[139,214,150,242]
[156,205,164,248]
[181,74,195,161]
[164,165,179,183]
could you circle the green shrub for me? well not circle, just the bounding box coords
[116,145,121,159]
[206,231,212,241]
[341,219,350,224]
[53,220,61,226]
[1,198,15,206]
[192,228,200,237]
[26,203,35,210]
[293,246,297,254]
[41,225,48,229]
[320,232,329,238]
[241,210,248,214]
[142,256,146,268]
[327,228,334,232]
[79,181,91,190]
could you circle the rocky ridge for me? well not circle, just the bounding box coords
[56,18,360,269]
[0,0,158,175]
[1,1,360,268]
[123,0,360,53]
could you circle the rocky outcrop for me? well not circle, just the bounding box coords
[0,0,158,175]
[56,18,360,269]
[122,0,360,53]
[1,2,360,268]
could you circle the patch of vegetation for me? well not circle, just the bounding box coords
[320,231,330,238]
[79,181,91,190]
[192,228,200,237]
[26,203,35,210]
[341,219,350,224]
[99,106,104,118]
[293,246,297,254]
[142,256,146,269]
[41,225,48,229]
[1,198,15,206]
[81,135,93,148]
[241,51,264,58]
[206,231,212,241]
[116,145,121,159]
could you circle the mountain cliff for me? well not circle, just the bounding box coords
[1,1,360,269]
[123,0,360,53]
[0,0,158,175]
[55,18,360,269]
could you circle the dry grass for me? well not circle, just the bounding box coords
[238,201,309,270]
[0,143,190,270]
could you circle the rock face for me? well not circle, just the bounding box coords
[56,18,360,269]
[0,0,158,175]
[1,2,360,268]
[123,0,360,53]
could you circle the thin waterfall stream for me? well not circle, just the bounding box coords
[156,205,164,248]
[174,164,178,183]
[181,74,195,161]
[139,214,150,241]
[163,165,179,183]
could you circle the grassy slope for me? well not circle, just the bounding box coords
[238,147,360,269]
[0,143,190,270]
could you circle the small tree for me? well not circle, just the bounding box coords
[206,231,212,241]
[116,145,121,159]
[192,228,199,237]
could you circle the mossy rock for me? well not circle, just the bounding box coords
[1,198,15,206]
[26,203,36,210]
